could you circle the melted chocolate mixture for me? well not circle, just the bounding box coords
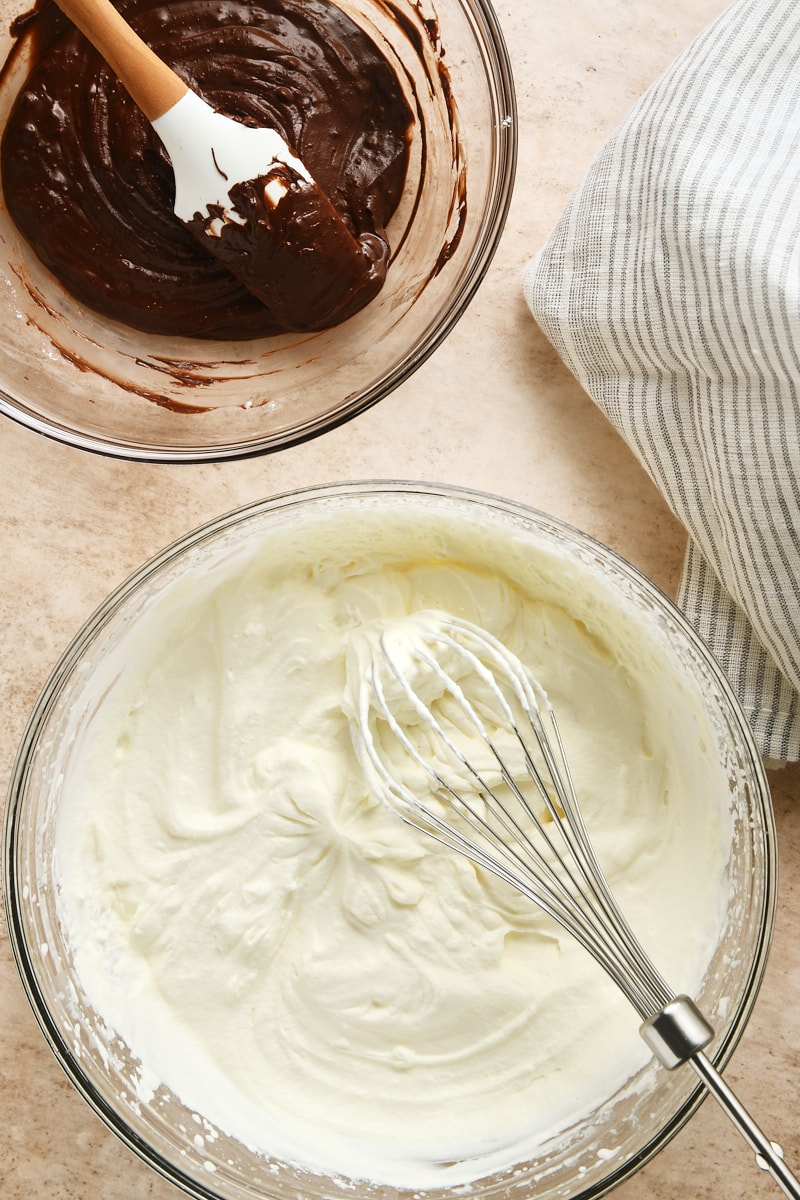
[1,0,413,338]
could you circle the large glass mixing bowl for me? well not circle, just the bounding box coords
[4,481,775,1200]
[0,1,515,461]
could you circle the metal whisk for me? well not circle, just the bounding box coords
[345,610,800,1198]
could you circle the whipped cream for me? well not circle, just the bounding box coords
[54,501,733,1187]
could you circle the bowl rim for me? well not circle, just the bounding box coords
[0,0,518,464]
[2,479,778,1199]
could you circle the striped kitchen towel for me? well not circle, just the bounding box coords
[523,0,800,763]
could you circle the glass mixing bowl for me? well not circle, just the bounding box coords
[0,1,515,461]
[4,481,776,1200]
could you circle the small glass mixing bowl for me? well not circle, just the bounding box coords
[4,481,775,1200]
[0,0,515,461]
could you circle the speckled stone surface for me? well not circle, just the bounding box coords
[1,1,798,1197]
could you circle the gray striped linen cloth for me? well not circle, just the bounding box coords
[523,0,800,763]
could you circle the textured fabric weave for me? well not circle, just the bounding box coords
[523,0,800,761]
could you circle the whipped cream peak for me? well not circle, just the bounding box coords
[345,609,553,824]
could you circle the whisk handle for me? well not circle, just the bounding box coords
[688,1050,800,1199]
[640,999,799,1196]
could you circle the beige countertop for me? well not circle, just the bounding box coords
[1,0,798,1196]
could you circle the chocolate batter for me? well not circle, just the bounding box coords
[1,0,413,338]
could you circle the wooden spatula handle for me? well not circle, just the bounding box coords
[55,0,187,121]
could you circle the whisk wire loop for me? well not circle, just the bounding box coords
[355,616,672,1019]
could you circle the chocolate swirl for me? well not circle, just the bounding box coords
[1,0,412,338]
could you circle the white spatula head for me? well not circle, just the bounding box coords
[151,91,312,223]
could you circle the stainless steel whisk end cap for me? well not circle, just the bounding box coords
[640,995,714,1070]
